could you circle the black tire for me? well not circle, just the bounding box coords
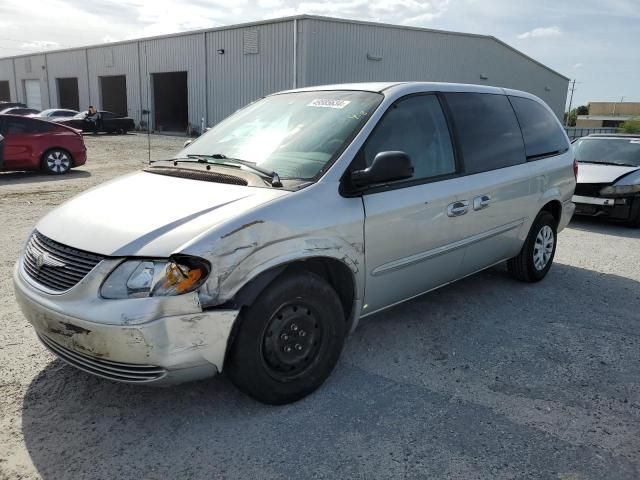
[507,211,557,282]
[226,271,346,405]
[42,148,72,175]
[625,200,640,228]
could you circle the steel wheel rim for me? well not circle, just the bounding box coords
[262,301,323,381]
[46,151,70,173]
[533,225,554,270]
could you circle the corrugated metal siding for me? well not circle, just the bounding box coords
[12,54,50,109]
[299,19,568,118]
[0,58,17,101]
[88,43,141,124]
[139,33,206,131]
[206,21,295,125]
[45,50,89,110]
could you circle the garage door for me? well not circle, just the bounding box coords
[24,80,42,110]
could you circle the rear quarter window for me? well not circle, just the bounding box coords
[444,93,526,174]
[509,96,568,159]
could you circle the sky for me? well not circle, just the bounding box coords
[0,0,638,109]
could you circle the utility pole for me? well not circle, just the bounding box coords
[565,79,576,127]
[612,96,625,115]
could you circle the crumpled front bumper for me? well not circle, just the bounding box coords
[13,262,239,386]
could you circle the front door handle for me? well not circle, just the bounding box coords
[447,200,469,217]
[473,194,492,211]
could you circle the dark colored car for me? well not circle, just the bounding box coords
[572,134,640,226]
[53,110,135,134]
[36,108,79,119]
[0,101,27,109]
[0,115,87,174]
[0,107,41,116]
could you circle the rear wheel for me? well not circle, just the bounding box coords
[42,149,72,175]
[226,271,346,405]
[507,211,557,282]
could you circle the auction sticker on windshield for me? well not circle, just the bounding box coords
[307,99,351,109]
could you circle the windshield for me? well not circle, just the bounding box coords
[73,111,88,119]
[177,91,383,180]
[573,138,640,166]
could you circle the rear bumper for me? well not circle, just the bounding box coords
[558,199,575,232]
[572,194,639,222]
[71,145,87,167]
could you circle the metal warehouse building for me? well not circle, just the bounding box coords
[0,15,569,133]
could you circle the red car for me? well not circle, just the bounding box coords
[0,115,86,174]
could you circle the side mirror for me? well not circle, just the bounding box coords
[351,151,414,187]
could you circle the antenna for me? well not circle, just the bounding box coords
[144,45,151,164]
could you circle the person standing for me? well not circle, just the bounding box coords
[86,106,101,134]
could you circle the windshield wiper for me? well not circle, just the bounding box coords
[185,154,282,187]
[578,160,638,167]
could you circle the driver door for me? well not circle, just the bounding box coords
[359,94,472,315]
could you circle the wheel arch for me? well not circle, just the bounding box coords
[231,256,358,328]
[222,256,360,365]
[540,199,562,227]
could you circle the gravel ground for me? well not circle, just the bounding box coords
[1,133,639,479]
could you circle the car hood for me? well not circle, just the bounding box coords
[36,171,288,256]
[577,163,639,184]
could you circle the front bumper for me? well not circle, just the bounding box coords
[13,262,239,386]
[572,194,639,222]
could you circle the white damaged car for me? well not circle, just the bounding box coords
[572,134,640,226]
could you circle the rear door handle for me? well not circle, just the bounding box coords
[473,194,492,211]
[447,200,469,217]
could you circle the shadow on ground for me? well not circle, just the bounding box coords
[569,216,640,239]
[0,169,90,187]
[22,264,640,479]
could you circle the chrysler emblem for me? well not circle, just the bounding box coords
[34,251,66,269]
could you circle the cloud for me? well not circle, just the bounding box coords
[517,26,561,39]
[572,62,583,69]
[20,40,60,49]
[102,35,118,43]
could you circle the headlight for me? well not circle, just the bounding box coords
[599,184,640,196]
[101,256,209,299]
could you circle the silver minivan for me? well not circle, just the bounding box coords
[14,82,576,404]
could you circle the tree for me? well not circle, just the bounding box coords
[564,108,578,127]
[618,119,640,134]
[576,105,589,115]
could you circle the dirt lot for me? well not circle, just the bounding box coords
[1,133,639,479]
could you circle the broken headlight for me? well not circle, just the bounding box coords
[599,184,640,196]
[101,256,210,299]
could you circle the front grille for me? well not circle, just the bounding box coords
[575,183,608,197]
[38,334,167,383]
[23,231,105,292]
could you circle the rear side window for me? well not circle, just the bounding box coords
[2,117,28,134]
[30,120,55,133]
[509,96,568,159]
[363,95,456,181]
[444,93,526,174]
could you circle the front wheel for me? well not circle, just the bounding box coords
[42,149,72,174]
[507,211,557,282]
[226,271,346,405]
